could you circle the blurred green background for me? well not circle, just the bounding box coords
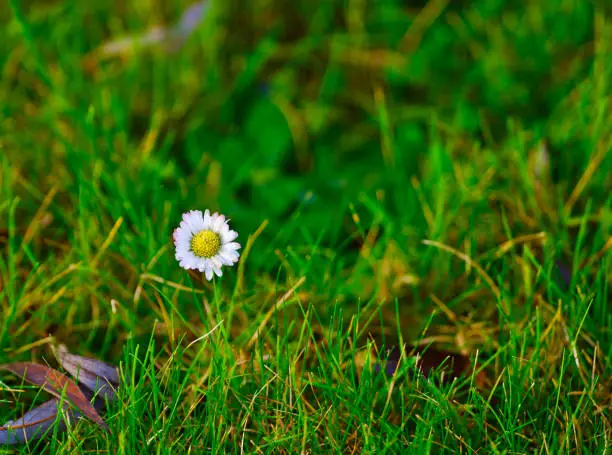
[1,0,611,452]
[2,0,610,365]
[2,0,610,374]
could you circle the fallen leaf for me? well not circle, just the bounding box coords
[53,345,119,401]
[0,399,74,445]
[94,0,210,58]
[554,260,572,288]
[0,363,109,432]
[376,345,487,387]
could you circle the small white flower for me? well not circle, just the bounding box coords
[173,209,241,280]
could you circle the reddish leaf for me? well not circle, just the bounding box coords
[0,399,76,445]
[54,346,119,401]
[378,345,487,387]
[415,346,469,378]
[0,363,109,432]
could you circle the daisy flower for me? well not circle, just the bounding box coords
[173,210,241,280]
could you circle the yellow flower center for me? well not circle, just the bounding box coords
[191,230,221,258]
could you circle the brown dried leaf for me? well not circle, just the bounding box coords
[0,363,109,432]
[379,345,488,388]
[414,346,478,381]
[53,345,119,401]
[0,399,75,445]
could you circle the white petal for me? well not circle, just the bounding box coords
[196,258,206,272]
[224,242,241,251]
[204,267,213,281]
[208,212,217,225]
[213,266,223,277]
[200,258,213,273]
[218,226,230,238]
[178,251,199,269]
[191,211,206,232]
[212,215,226,232]
[219,257,232,266]
[176,233,191,246]
[221,230,238,243]
[175,242,191,255]
[176,229,191,244]
[179,220,190,232]
[177,241,190,252]
[219,251,237,265]
[182,210,204,233]
[220,246,240,259]
[202,209,212,229]
[210,256,222,269]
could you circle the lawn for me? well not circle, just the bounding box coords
[1,0,611,453]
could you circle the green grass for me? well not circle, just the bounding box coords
[1,0,611,453]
